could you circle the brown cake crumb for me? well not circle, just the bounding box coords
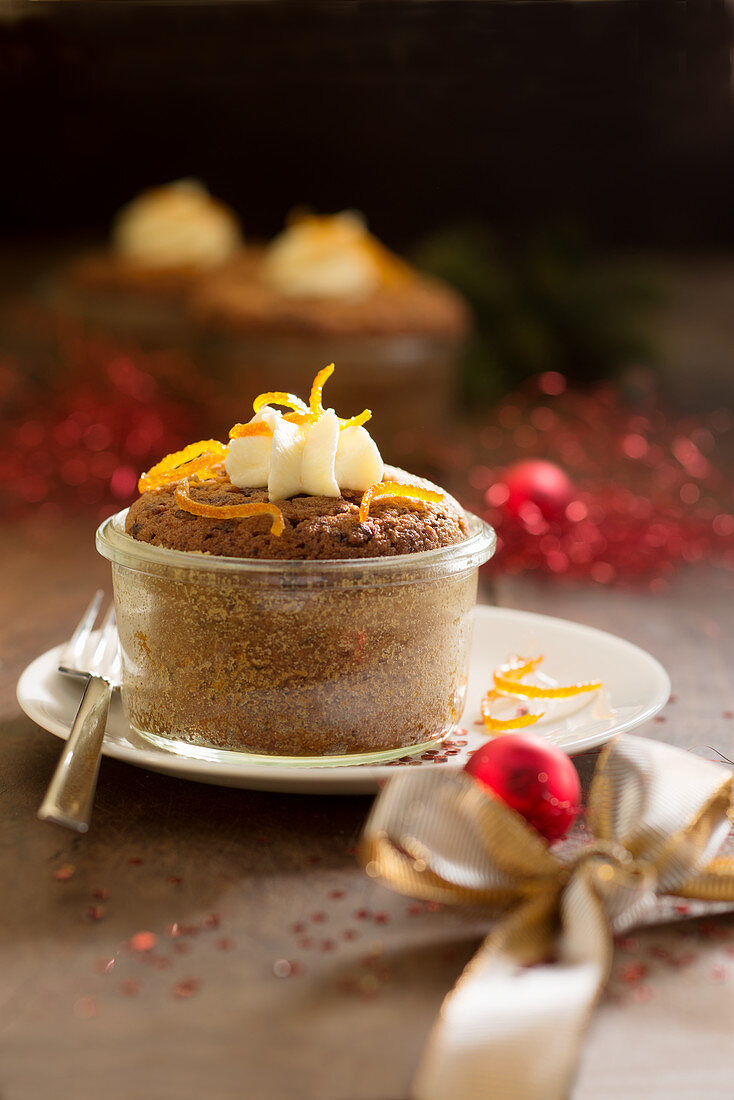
[125,468,469,560]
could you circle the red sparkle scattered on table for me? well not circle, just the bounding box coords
[173,977,201,998]
[130,931,158,953]
[53,864,75,881]
[409,374,734,587]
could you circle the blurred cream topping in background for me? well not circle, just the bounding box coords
[112,179,241,269]
[226,405,384,501]
[263,210,409,301]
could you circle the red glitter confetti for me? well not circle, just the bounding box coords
[273,959,302,979]
[373,913,390,925]
[53,864,75,881]
[91,887,109,900]
[166,876,183,886]
[320,940,336,952]
[74,996,99,1019]
[93,958,116,975]
[166,923,181,938]
[620,963,648,984]
[118,980,140,996]
[130,931,158,953]
[328,890,345,900]
[710,966,728,983]
[172,942,190,955]
[306,856,321,865]
[85,905,106,922]
[411,375,734,587]
[216,937,234,951]
[173,978,200,998]
[290,922,306,934]
[127,857,144,866]
[354,909,371,920]
[203,914,221,929]
[631,984,653,1003]
[342,929,359,941]
[310,912,327,923]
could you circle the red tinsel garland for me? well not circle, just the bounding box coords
[1,325,732,590]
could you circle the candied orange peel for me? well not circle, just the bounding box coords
[493,655,602,700]
[252,390,310,416]
[479,654,602,735]
[248,365,370,432]
[359,481,444,523]
[174,480,285,536]
[229,421,273,440]
[139,364,374,501]
[138,440,228,494]
[481,689,544,731]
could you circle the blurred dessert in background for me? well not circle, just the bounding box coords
[192,211,470,447]
[46,179,242,346]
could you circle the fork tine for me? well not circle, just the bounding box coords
[63,590,104,667]
[91,603,118,673]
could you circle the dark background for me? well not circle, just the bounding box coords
[2,0,734,251]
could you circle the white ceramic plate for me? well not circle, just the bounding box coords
[16,605,670,794]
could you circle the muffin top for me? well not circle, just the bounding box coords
[126,467,469,561]
[124,363,469,560]
[192,213,469,338]
[66,180,243,294]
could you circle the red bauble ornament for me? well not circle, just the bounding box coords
[464,733,581,842]
[496,459,574,522]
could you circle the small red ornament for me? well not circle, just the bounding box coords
[494,459,574,522]
[464,733,581,841]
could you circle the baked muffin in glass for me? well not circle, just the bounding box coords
[47,179,243,347]
[192,212,471,447]
[97,365,494,763]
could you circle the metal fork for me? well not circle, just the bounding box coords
[38,590,121,834]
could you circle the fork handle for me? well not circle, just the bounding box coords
[37,674,112,833]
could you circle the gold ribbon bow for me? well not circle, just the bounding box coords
[360,734,734,1100]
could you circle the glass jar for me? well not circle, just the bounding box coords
[96,510,495,766]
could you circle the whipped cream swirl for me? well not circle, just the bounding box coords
[113,179,241,270]
[263,211,406,301]
[226,407,384,502]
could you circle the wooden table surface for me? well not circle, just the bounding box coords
[2,516,733,1100]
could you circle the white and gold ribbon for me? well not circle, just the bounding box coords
[360,734,734,1100]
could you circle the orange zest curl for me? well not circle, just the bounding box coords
[338,409,372,430]
[493,656,602,700]
[481,690,543,732]
[359,481,444,523]
[244,366,370,434]
[138,440,228,494]
[252,391,309,416]
[174,480,285,536]
[229,421,273,440]
[309,363,335,414]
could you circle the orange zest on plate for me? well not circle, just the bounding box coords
[481,689,544,731]
[174,480,285,536]
[138,440,228,494]
[493,655,602,699]
[359,481,443,523]
[480,654,602,735]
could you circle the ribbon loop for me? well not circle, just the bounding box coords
[361,733,734,1100]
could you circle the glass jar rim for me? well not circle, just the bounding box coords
[96,507,496,581]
